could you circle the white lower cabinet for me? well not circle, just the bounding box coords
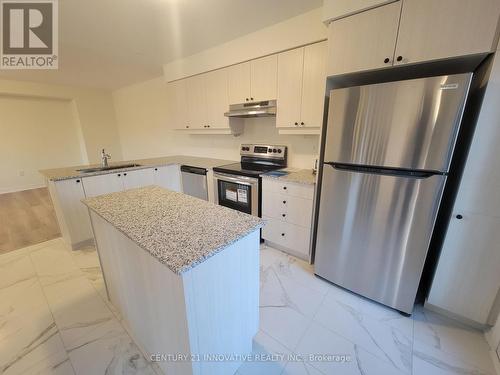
[83,168,157,197]
[82,172,124,198]
[153,165,182,192]
[261,179,315,260]
[427,211,500,325]
[49,178,93,249]
[50,165,184,250]
[122,168,155,190]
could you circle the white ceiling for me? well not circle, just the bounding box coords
[0,0,322,90]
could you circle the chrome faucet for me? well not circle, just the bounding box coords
[101,149,111,167]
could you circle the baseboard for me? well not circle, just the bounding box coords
[0,184,46,194]
[263,240,310,262]
[71,238,94,251]
[424,301,488,330]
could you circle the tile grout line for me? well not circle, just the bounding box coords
[290,291,331,375]
[300,289,414,375]
[26,246,78,375]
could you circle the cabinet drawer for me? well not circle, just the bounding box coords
[285,223,311,258]
[262,191,313,228]
[262,217,311,258]
[262,216,285,246]
[262,179,314,200]
[284,194,313,228]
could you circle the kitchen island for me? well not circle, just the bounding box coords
[83,186,263,375]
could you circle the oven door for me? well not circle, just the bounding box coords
[213,172,259,216]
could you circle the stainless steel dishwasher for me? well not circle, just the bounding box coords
[180,165,208,200]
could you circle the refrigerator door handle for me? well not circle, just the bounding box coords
[324,162,442,179]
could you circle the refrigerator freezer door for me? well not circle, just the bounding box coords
[314,165,446,313]
[324,73,471,172]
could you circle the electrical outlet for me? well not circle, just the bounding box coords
[19,170,25,177]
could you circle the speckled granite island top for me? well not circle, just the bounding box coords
[82,186,264,275]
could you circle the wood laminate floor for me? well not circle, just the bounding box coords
[0,187,60,254]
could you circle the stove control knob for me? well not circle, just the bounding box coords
[277,149,282,153]
[268,148,272,153]
[273,149,277,153]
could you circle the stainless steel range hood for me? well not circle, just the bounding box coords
[224,100,276,118]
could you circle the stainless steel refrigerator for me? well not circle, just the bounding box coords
[315,73,472,314]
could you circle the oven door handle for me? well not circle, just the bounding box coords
[213,172,258,186]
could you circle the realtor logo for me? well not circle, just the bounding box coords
[1,0,58,69]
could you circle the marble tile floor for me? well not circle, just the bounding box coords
[0,238,496,375]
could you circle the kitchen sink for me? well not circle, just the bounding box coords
[77,163,142,173]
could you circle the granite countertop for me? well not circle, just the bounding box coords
[261,168,317,185]
[82,186,264,275]
[40,155,236,181]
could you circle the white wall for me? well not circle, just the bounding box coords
[0,79,123,166]
[0,78,123,192]
[113,77,320,168]
[163,8,327,82]
[0,96,85,193]
[113,77,171,159]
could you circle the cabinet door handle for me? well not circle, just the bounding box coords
[250,97,254,101]
[396,56,403,62]
[117,174,121,177]
[246,98,249,101]
[456,214,463,220]
[300,122,304,126]
[294,122,298,126]
[186,125,189,129]
[283,186,287,190]
[282,214,286,217]
[384,58,390,64]
[76,179,80,183]
[282,200,286,204]
[281,233,285,237]
[124,173,127,176]
[154,168,158,171]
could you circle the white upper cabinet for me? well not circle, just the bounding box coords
[204,69,230,129]
[276,48,304,128]
[250,55,277,101]
[180,69,230,130]
[185,75,207,129]
[168,43,324,133]
[228,56,278,104]
[327,0,500,76]
[327,1,401,76]
[227,62,251,104]
[394,0,500,66]
[167,80,189,130]
[301,42,328,128]
[277,42,328,129]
